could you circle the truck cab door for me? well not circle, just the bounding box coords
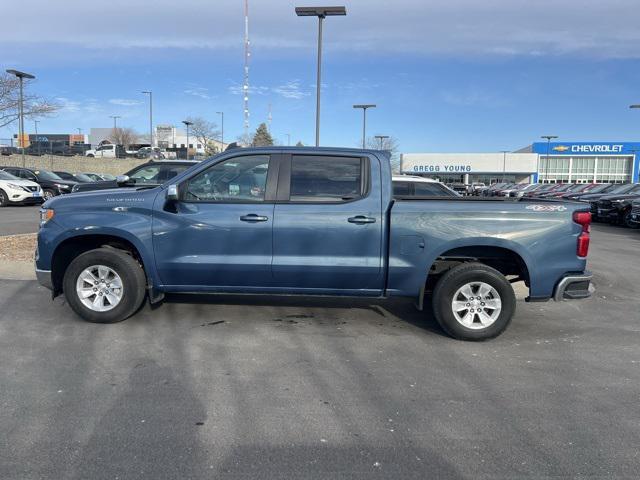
[272,154,384,294]
[152,153,279,290]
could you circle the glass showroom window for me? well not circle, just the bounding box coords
[598,157,631,183]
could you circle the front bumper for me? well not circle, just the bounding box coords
[36,268,53,290]
[6,189,43,204]
[553,272,594,301]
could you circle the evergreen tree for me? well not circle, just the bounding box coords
[251,123,274,147]
[295,140,304,147]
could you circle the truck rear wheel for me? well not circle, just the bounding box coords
[432,263,516,341]
[63,248,147,323]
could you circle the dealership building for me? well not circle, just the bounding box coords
[401,141,640,184]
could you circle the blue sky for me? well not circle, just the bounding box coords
[2,0,640,152]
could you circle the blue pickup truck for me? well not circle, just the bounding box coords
[35,147,593,340]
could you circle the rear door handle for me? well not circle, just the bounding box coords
[348,215,376,224]
[240,214,269,222]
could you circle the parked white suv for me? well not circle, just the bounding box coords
[0,169,42,206]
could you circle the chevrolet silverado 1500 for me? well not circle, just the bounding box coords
[35,147,593,340]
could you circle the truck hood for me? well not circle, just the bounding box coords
[43,185,160,209]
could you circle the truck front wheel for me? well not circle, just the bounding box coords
[62,248,147,323]
[432,263,516,341]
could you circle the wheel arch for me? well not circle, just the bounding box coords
[417,239,534,309]
[50,231,155,295]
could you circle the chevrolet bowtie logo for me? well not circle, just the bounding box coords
[552,145,570,152]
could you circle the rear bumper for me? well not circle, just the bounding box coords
[553,272,594,301]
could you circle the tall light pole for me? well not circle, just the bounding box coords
[182,120,193,160]
[284,133,291,146]
[353,104,376,148]
[142,91,153,147]
[109,115,121,130]
[500,150,509,182]
[374,134,389,150]
[216,111,224,152]
[541,135,558,183]
[295,6,347,146]
[6,69,35,167]
[34,120,40,155]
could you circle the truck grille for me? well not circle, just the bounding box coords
[598,200,612,208]
[589,201,598,213]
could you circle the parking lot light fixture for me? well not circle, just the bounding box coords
[182,120,193,160]
[142,91,153,148]
[374,135,389,150]
[295,5,347,147]
[216,111,224,152]
[353,104,376,148]
[541,135,558,183]
[500,150,509,182]
[109,115,121,130]
[6,69,35,167]
[34,120,40,156]
[629,105,640,109]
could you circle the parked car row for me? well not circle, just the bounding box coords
[0,143,167,160]
[0,160,198,206]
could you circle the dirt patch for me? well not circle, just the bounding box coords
[0,234,37,262]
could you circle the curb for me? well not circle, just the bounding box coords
[0,260,36,281]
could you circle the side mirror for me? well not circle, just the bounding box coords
[166,184,179,201]
[115,175,130,185]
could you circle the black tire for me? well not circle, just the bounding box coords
[623,210,638,229]
[43,189,56,200]
[63,247,147,323]
[87,154,94,158]
[0,189,7,207]
[432,262,516,341]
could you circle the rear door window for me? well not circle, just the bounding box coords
[289,155,363,202]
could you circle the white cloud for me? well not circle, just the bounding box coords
[2,0,640,60]
[440,89,509,108]
[183,87,213,100]
[272,80,309,99]
[109,98,142,106]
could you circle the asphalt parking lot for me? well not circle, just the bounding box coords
[0,224,639,479]
[0,205,40,235]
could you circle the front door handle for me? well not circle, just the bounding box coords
[240,214,269,222]
[348,215,376,224]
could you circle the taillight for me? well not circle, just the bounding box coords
[573,211,591,257]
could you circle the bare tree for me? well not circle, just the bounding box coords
[186,116,220,155]
[0,73,60,128]
[110,127,138,148]
[366,135,401,173]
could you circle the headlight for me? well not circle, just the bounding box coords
[55,183,70,189]
[40,208,55,226]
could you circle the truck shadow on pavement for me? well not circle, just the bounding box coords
[158,293,448,338]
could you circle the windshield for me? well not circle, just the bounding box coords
[34,170,63,181]
[0,170,19,180]
[581,184,610,194]
[74,173,94,182]
[609,184,636,194]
